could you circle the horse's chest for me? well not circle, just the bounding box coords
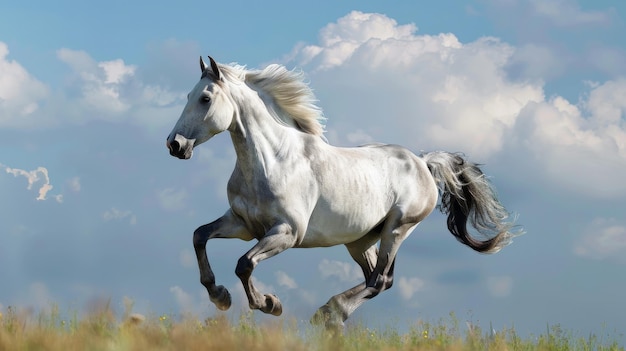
[227,178,285,237]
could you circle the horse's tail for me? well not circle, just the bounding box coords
[421,151,521,254]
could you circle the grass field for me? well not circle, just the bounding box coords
[0,303,623,351]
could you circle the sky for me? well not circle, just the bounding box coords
[1,0,625,342]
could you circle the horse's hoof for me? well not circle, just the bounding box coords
[210,285,231,311]
[262,294,282,316]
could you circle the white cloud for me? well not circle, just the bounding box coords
[295,11,417,70]
[0,42,49,127]
[102,207,137,225]
[574,218,626,263]
[586,78,626,130]
[1,164,62,202]
[287,11,626,198]
[157,188,188,212]
[289,11,544,159]
[397,276,425,301]
[57,48,135,115]
[275,271,298,289]
[512,79,626,197]
[1,42,185,130]
[528,0,613,27]
[486,276,513,298]
[54,48,184,127]
[99,59,136,84]
[318,259,362,284]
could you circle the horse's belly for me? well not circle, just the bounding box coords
[297,198,388,248]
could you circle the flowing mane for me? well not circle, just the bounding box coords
[217,63,326,136]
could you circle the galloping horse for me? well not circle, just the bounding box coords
[166,56,520,329]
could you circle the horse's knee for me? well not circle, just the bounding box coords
[193,219,223,247]
[235,256,253,278]
[193,227,208,248]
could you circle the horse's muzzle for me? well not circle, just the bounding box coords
[166,134,195,159]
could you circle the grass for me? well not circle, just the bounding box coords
[0,303,623,351]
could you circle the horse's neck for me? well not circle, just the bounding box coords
[229,88,296,179]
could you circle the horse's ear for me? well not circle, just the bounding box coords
[208,56,221,80]
[200,56,207,73]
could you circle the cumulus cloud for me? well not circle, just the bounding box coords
[292,11,417,70]
[0,42,185,129]
[574,218,626,263]
[102,207,137,225]
[1,164,63,202]
[275,271,298,289]
[0,42,49,128]
[50,47,183,126]
[288,11,544,158]
[286,11,626,198]
[397,276,425,301]
[512,79,626,197]
[57,48,136,114]
[318,259,362,284]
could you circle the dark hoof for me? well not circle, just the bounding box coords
[261,294,282,316]
[210,285,231,311]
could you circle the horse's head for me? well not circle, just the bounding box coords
[166,56,235,159]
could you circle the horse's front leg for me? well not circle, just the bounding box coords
[193,210,252,311]
[235,222,297,316]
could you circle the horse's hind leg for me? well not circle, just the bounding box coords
[235,223,297,316]
[312,232,379,328]
[315,210,418,330]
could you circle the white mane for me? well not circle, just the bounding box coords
[218,63,326,136]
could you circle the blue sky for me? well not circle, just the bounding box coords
[1,0,626,342]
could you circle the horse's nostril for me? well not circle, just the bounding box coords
[170,140,180,153]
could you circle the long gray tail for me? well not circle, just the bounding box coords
[421,151,521,253]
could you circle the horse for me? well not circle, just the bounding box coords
[166,56,521,330]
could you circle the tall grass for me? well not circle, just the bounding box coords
[0,304,622,351]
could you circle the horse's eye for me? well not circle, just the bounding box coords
[202,96,211,103]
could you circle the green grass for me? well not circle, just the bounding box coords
[0,304,623,351]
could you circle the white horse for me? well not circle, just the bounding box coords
[166,56,520,330]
